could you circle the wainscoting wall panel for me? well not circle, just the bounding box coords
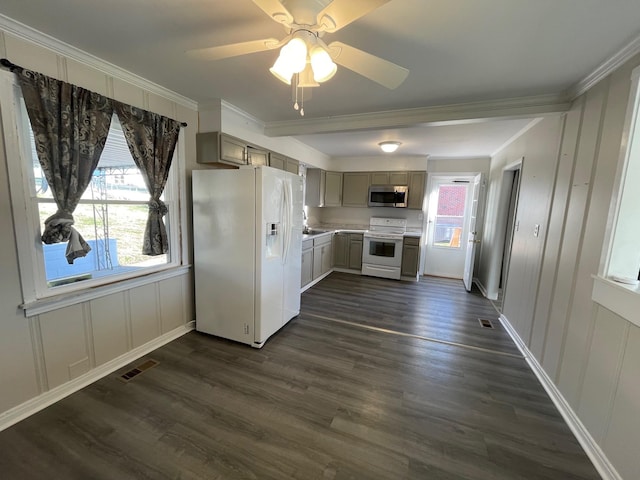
[90,292,129,367]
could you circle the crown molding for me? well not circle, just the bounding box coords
[263,94,570,137]
[0,13,198,111]
[568,33,640,100]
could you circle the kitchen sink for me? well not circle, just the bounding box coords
[302,228,330,236]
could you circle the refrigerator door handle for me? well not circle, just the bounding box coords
[281,180,289,265]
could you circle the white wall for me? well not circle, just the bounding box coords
[330,155,429,172]
[482,51,640,480]
[0,28,196,425]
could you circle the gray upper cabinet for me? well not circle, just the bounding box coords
[197,132,247,167]
[270,152,299,174]
[285,158,299,175]
[324,172,343,207]
[220,135,247,165]
[370,172,409,185]
[269,152,286,170]
[408,172,426,209]
[342,172,370,207]
[247,146,268,166]
[389,172,409,185]
[305,168,326,207]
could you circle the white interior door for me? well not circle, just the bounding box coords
[463,174,482,291]
[424,175,474,279]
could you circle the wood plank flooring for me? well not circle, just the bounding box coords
[0,273,600,479]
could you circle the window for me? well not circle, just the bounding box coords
[433,184,467,249]
[605,65,640,285]
[0,71,182,304]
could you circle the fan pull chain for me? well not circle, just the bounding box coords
[300,85,304,116]
[293,73,299,111]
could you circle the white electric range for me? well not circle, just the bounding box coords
[361,217,407,280]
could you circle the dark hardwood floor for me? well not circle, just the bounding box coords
[0,273,600,479]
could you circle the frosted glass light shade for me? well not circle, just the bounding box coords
[310,46,337,83]
[282,37,307,74]
[270,55,294,84]
[379,141,401,153]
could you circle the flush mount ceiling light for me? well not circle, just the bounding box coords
[379,141,401,153]
[186,0,410,116]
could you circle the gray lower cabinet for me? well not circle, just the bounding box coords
[348,234,363,270]
[333,233,349,268]
[301,239,313,287]
[312,234,332,281]
[333,232,363,270]
[401,236,421,277]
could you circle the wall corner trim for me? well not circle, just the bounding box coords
[499,314,623,480]
[0,321,195,433]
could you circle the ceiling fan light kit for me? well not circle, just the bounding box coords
[187,0,409,116]
[379,141,401,153]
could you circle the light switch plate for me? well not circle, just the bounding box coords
[534,224,540,237]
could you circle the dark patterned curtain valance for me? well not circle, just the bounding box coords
[6,61,185,264]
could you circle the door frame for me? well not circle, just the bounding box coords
[422,173,481,279]
[484,158,523,302]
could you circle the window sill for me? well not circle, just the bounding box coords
[21,265,191,317]
[591,275,640,328]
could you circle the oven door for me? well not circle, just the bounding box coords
[362,235,403,267]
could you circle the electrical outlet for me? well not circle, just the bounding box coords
[534,224,540,237]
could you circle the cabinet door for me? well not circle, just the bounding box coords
[333,233,348,268]
[389,172,409,185]
[269,153,286,170]
[285,158,299,175]
[312,246,323,280]
[247,147,268,166]
[305,168,326,207]
[370,172,389,185]
[348,235,363,270]
[220,134,247,165]
[401,243,420,277]
[301,248,313,287]
[324,172,343,207]
[321,243,332,275]
[342,172,370,207]
[408,172,426,209]
[196,132,219,164]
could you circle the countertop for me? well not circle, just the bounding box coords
[302,225,422,240]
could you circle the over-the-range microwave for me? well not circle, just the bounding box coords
[368,185,409,208]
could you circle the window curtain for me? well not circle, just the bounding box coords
[16,68,114,264]
[114,102,181,256]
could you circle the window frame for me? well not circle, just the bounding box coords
[0,70,186,310]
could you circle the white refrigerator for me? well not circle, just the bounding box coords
[192,166,303,348]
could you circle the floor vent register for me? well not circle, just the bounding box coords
[478,318,495,329]
[119,359,159,383]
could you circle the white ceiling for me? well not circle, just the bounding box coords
[1,0,639,158]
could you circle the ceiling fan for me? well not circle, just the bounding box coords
[186,0,409,114]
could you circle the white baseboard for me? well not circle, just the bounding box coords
[498,314,622,480]
[0,321,195,432]
[474,277,488,297]
[301,269,334,293]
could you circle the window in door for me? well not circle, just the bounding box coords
[433,184,467,249]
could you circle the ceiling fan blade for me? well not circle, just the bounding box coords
[252,0,294,25]
[186,38,281,61]
[317,0,390,33]
[328,41,409,89]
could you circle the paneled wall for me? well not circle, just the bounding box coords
[0,28,196,422]
[480,52,640,479]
